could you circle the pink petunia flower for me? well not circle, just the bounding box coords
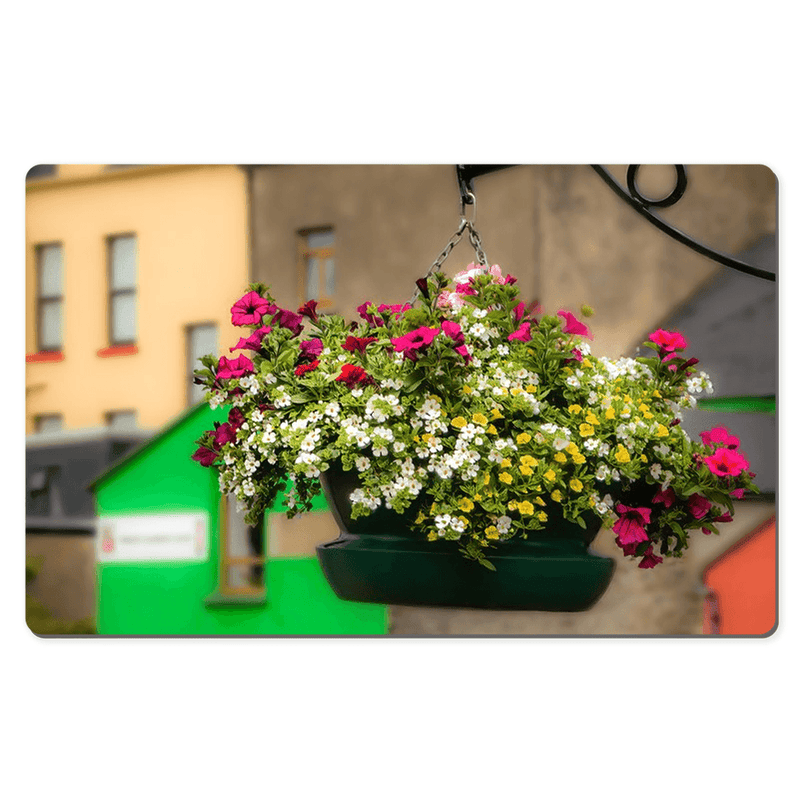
[357,301,383,327]
[652,487,677,508]
[216,354,255,380]
[213,422,237,448]
[228,408,245,429]
[271,308,304,337]
[612,504,652,547]
[700,426,741,450]
[508,322,532,342]
[297,300,319,323]
[231,291,274,326]
[191,445,218,467]
[299,338,324,359]
[729,488,746,500]
[392,326,441,361]
[687,493,712,519]
[558,310,593,340]
[705,448,750,478]
[638,547,664,569]
[440,320,464,344]
[649,329,687,352]
[513,302,526,323]
[230,325,272,353]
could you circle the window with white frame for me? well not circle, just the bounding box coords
[187,323,218,405]
[37,244,64,352]
[108,235,138,346]
[298,229,335,309]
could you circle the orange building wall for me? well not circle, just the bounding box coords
[25,165,249,432]
[703,517,776,635]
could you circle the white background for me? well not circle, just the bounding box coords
[5,3,795,799]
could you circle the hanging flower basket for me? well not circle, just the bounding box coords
[191,240,757,611]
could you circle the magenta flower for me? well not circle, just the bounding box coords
[216,354,255,380]
[335,363,375,388]
[440,320,464,344]
[295,359,320,377]
[652,487,677,508]
[357,301,383,327]
[392,326,441,361]
[415,278,430,299]
[271,308,304,337]
[705,447,750,478]
[508,322,532,342]
[713,512,733,523]
[638,547,664,569]
[191,446,218,467]
[513,302,526,323]
[649,329,687,352]
[230,325,272,353]
[454,281,478,297]
[298,300,319,323]
[558,310,593,340]
[454,344,472,362]
[213,422,237,448]
[231,291,274,326]
[377,302,412,319]
[687,493,712,519]
[342,335,378,354]
[299,338,324,359]
[228,408,245,429]
[700,426,741,450]
[612,504,652,547]
[730,488,746,500]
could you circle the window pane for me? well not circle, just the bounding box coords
[306,230,334,249]
[35,415,63,433]
[112,293,137,343]
[306,257,320,301]
[40,300,63,349]
[110,236,137,290]
[188,324,218,404]
[107,411,137,430]
[324,258,335,296]
[39,245,63,297]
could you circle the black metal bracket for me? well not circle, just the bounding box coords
[454,164,775,282]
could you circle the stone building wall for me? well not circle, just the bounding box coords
[248,164,777,636]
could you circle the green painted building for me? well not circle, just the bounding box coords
[90,404,388,635]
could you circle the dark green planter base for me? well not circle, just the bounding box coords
[317,533,615,611]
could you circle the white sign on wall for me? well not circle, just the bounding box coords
[96,513,209,563]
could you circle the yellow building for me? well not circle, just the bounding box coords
[25,164,250,433]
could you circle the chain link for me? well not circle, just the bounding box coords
[408,218,490,304]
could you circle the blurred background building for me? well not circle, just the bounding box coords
[25,164,777,635]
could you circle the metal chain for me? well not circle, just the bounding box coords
[409,194,490,304]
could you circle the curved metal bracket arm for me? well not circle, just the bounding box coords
[456,165,518,207]
[590,165,776,282]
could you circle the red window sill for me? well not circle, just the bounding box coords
[26,351,64,363]
[97,345,139,358]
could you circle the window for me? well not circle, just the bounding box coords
[27,466,63,518]
[106,410,138,431]
[186,323,218,405]
[36,244,64,352]
[298,229,335,309]
[108,235,138,345]
[217,494,265,598]
[27,165,56,181]
[34,413,63,433]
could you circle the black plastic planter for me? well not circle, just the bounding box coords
[316,465,615,611]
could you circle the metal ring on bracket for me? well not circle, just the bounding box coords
[460,190,477,224]
[626,165,688,209]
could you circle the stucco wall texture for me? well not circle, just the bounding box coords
[249,164,776,636]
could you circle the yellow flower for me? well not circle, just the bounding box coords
[652,389,661,398]
[640,454,647,463]
[458,516,469,526]
[421,433,432,443]
[525,384,538,393]
[463,385,473,394]
[579,423,595,437]
[585,411,600,426]
[451,416,467,429]
[551,490,563,502]
[518,501,535,515]
[572,453,586,464]
[570,478,583,492]
[543,469,556,482]
[487,424,498,435]
[621,405,631,416]
[473,493,483,501]
[565,442,580,456]
[483,474,491,486]
[537,511,548,522]
[485,526,500,540]
[501,457,512,469]
[490,407,504,420]
[623,394,633,403]
[554,453,567,463]
[415,511,426,524]
[413,435,421,443]
[516,432,532,445]
[510,387,522,396]
[605,407,616,420]
[427,531,438,541]
[643,411,654,419]
[615,445,631,464]
[507,500,518,511]
[497,387,509,396]
[656,424,669,438]
[499,472,513,484]
[472,412,488,426]
[534,496,546,506]
[458,498,475,513]
[520,455,538,467]
[568,404,582,415]
[520,466,533,476]
[638,403,649,413]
